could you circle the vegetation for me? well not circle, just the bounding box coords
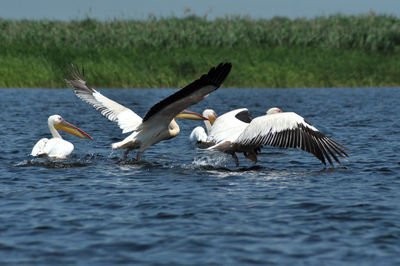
[1,14,399,88]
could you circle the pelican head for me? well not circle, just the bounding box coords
[50,115,93,139]
[175,110,208,120]
[266,107,283,115]
[202,109,218,125]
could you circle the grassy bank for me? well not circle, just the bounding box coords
[1,15,399,88]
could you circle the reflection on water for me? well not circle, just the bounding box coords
[15,158,92,168]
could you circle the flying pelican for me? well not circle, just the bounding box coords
[65,63,232,160]
[31,115,93,158]
[190,107,348,166]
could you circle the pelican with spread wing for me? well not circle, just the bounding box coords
[65,63,232,160]
[31,115,93,158]
[190,107,348,166]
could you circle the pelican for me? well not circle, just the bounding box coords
[189,109,217,144]
[65,62,232,160]
[31,115,93,158]
[190,107,348,166]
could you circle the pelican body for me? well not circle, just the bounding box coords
[191,107,348,166]
[31,115,93,158]
[189,109,217,144]
[66,63,232,160]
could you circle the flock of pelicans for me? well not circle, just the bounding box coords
[31,62,348,167]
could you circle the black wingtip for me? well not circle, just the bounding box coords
[65,63,85,81]
[202,62,232,88]
[142,62,232,122]
[65,64,95,93]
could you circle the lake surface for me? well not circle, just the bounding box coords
[1,87,399,265]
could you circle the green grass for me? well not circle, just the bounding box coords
[1,15,399,88]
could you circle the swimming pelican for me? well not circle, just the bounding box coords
[65,63,232,160]
[190,107,348,166]
[189,109,217,145]
[31,115,93,158]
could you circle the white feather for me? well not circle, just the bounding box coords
[67,77,143,134]
[208,108,249,144]
[190,126,208,143]
[31,138,74,158]
[31,138,49,156]
[236,112,318,143]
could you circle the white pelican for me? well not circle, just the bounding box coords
[190,107,348,166]
[189,109,217,144]
[31,115,93,158]
[65,63,232,160]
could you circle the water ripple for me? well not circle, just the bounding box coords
[1,88,400,265]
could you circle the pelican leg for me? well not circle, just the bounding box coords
[244,151,258,164]
[136,151,142,161]
[230,152,239,166]
[124,149,130,160]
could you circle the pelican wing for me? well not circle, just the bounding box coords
[190,126,208,143]
[140,63,232,129]
[65,66,142,133]
[43,138,74,158]
[31,138,49,156]
[31,138,74,158]
[233,112,348,166]
[207,108,251,144]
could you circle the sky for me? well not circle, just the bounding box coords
[1,0,400,20]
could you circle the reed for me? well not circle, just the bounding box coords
[1,14,399,88]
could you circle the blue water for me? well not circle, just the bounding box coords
[1,87,400,265]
